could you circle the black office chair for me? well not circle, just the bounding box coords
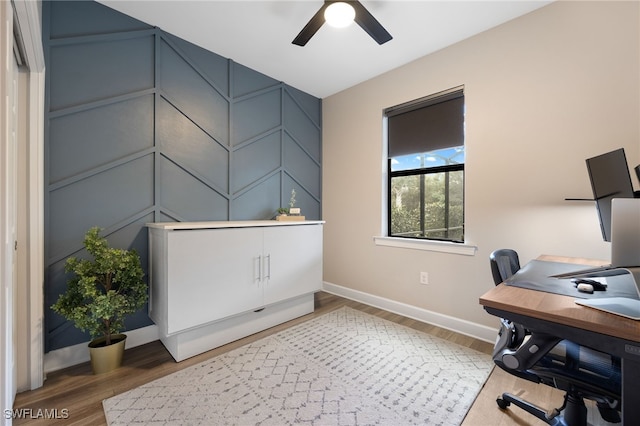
[489,249,622,425]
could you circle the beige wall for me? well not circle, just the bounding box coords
[322,1,640,330]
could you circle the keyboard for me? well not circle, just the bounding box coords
[550,265,628,279]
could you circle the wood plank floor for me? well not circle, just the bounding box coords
[13,292,614,425]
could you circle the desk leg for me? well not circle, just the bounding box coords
[622,356,640,424]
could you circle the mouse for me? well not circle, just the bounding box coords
[576,283,594,294]
[571,278,607,291]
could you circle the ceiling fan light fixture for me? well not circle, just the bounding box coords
[324,2,356,28]
[292,0,391,46]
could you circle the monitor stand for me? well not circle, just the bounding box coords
[610,199,640,267]
[575,298,640,320]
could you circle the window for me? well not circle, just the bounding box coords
[385,87,465,243]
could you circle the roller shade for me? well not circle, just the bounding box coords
[388,91,464,158]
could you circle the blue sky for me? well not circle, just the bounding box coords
[391,146,464,172]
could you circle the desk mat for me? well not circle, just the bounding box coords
[504,260,640,300]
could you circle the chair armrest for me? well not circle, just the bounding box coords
[493,320,562,372]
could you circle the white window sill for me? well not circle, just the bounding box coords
[373,236,477,256]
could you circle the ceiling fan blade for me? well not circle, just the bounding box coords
[292,3,330,46]
[352,1,392,45]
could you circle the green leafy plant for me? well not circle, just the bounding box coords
[276,189,298,217]
[51,227,147,346]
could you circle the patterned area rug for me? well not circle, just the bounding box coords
[103,307,493,425]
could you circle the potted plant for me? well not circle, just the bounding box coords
[275,189,305,221]
[51,227,147,374]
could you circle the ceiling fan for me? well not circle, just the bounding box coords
[292,1,393,47]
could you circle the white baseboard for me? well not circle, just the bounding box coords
[43,325,160,374]
[322,281,498,344]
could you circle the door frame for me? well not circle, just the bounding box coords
[1,1,16,416]
[11,0,45,391]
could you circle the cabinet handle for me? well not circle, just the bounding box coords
[264,254,271,280]
[255,256,262,282]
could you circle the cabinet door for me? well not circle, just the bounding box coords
[166,228,264,334]
[263,225,322,306]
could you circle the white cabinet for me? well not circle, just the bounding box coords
[147,220,323,361]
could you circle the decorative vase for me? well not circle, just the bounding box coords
[88,334,127,375]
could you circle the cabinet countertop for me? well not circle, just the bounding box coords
[146,220,325,230]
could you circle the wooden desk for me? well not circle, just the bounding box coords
[480,255,640,424]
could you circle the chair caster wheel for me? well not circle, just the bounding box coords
[496,397,510,410]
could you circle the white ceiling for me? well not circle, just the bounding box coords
[97,1,552,98]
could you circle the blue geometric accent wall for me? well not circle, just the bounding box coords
[43,1,322,352]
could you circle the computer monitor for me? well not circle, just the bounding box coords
[586,148,636,241]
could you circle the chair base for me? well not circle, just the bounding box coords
[497,392,587,426]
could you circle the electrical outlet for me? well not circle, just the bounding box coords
[420,272,429,285]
